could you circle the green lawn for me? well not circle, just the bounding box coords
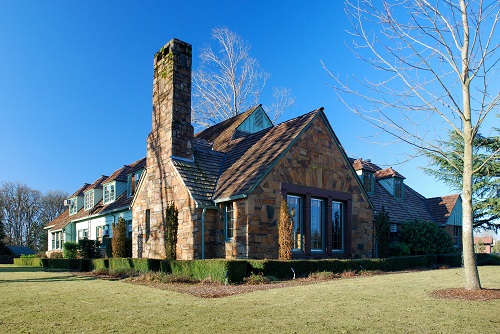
[0,265,498,333]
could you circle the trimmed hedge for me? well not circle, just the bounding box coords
[13,257,46,267]
[45,259,90,271]
[161,259,248,283]
[91,259,109,271]
[108,258,161,273]
[247,256,430,279]
[436,254,462,267]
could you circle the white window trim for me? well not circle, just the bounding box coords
[84,191,94,210]
[103,183,115,204]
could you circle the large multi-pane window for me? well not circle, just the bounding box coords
[52,231,63,250]
[332,201,344,251]
[224,203,234,240]
[287,195,303,250]
[286,193,346,255]
[103,184,115,204]
[84,191,94,210]
[69,198,77,215]
[311,198,324,251]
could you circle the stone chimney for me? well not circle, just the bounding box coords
[149,38,193,161]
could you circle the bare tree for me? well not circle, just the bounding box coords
[192,27,295,127]
[39,190,68,250]
[40,190,68,225]
[326,0,499,290]
[0,182,42,250]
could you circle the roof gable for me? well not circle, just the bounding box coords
[194,105,262,152]
[425,194,460,225]
[213,109,320,200]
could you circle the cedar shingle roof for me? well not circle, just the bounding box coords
[46,159,145,232]
[214,110,319,199]
[175,107,321,204]
[69,183,91,198]
[195,105,261,152]
[350,158,459,225]
[425,194,460,225]
[85,175,108,191]
[103,166,130,184]
[374,167,405,180]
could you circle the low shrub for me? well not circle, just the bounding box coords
[476,254,500,266]
[45,259,90,271]
[108,258,161,273]
[78,239,100,259]
[91,259,109,271]
[388,242,411,257]
[63,242,79,259]
[436,253,462,267]
[13,257,45,267]
[20,254,36,258]
[309,271,338,280]
[244,273,273,284]
[248,256,430,279]
[161,259,248,283]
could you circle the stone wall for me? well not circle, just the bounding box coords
[132,39,198,260]
[235,115,373,259]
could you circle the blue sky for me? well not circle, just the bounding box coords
[0,0,463,198]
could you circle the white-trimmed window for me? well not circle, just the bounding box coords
[69,198,78,215]
[96,226,103,245]
[224,203,234,240]
[52,231,63,250]
[78,229,88,240]
[103,184,115,204]
[84,191,94,210]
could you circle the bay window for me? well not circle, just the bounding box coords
[284,184,351,257]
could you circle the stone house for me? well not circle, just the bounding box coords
[46,38,463,260]
[131,39,375,260]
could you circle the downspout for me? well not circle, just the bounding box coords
[201,208,206,259]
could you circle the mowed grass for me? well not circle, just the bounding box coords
[0,265,498,333]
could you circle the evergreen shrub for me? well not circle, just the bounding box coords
[91,258,109,271]
[436,253,462,267]
[108,258,161,273]
[13,257,45,267]
[63,242,79,259]
[161,259,247,283]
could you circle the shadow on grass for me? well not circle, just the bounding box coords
[0,265,97,284]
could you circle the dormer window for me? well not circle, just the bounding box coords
[69,198,78,215]
[84,191,94,210]
[128,171,142,197]
[394,178,403,199]
[103,184,115,204]
[363,172,374,194]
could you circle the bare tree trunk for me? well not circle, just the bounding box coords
[460,0,481,290]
